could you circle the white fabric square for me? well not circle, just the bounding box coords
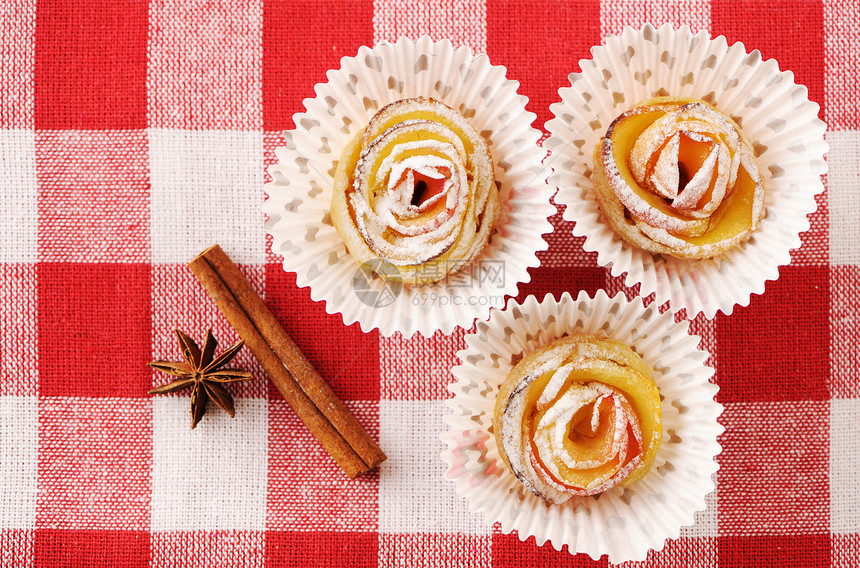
[0,129,36,263]
[151,397,267,531]
[149,128,265,265]
[831,397,860,534]
[0,396,38,529]
[378,400,489,536]
[828,131,860,265]
[373,0,487,54]
[36,398,152,530]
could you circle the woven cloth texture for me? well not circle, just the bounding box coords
[1,0,858,566]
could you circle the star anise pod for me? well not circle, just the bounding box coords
[148,329,254,429]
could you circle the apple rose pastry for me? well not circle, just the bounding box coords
[493,334,662,504]
[331,97,499,285]
[593,96,765,259]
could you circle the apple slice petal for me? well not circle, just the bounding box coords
[593,96,766,259]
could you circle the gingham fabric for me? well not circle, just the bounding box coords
[0,0,857,566]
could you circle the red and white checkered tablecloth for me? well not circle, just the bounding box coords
[0,0,857,566]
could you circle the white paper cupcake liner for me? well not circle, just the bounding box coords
[441,290,722,562]
[263,37,554,337]
[545,24,828,319]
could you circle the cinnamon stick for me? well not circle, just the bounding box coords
[188,245,386,478]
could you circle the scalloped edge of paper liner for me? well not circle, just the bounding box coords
[263,36,555,337]
[544,23,828,319]
[440,290,723,562]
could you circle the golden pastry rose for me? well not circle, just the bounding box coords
[331,97,499,285]
[493,335,662,504]
[593,96,765,259]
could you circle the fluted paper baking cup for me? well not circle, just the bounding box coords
[264,37,554,337]
[545,24,828,318]
[441,290,722,562]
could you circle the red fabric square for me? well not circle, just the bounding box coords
[715,265,829,403]
[266,399,379,531]
[36,130,150,262]
[514,266,607,305]
[266,531,377,568]
[717,534,830,566]
[718,401,829,534]
[37,398,151,530]
[262,0,373,130]
[491,532,608,567]
[711,0,825,120]
[38,263,151,398]
[34,0,147,129]
[34,529,150,567]
[487,0,601,134]
[148,0,262,130]
[0,1,34,128]
[264,265,379,401]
